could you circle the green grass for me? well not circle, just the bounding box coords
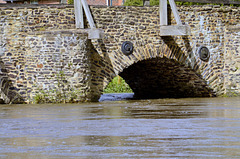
[104,76,133,93]
[68,0,74,4]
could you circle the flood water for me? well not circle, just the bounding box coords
[1,94,240,158]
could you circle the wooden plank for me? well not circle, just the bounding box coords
[74,0,84,28]
[169,0,182,25]
[88,28,104,39]
[160,25,191,36]
[175,0,240,5]
[81,0,96,29]
[159,0,168,26]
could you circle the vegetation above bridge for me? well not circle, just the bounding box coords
[124,0,240,6]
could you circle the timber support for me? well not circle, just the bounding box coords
[74,0,104,39]
[159,0,191,36]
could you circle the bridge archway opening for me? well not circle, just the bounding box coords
[103,75,133,94]
[118,57,213,99]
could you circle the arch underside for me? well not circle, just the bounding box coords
[119,57,214,99]
[92,40,219,100]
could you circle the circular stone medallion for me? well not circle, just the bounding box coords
[198,46,210,62]
[121,41,134,56]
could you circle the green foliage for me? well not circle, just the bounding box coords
[33,71,83,104]
[150,0,159,6]
[175,2,201,5]
[68,0,74,4]
[221,92,240,97]
[124,0,160,6]
[33,90,49,104]
[104,76,133,93]
[124,0,240,6]
[124,0,143,6]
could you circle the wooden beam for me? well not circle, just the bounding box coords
[74,0,104,39]
[80,0,96,29]
[74,0,84,28]
[160,25,191,36]
[88,28,104,39]
[169,0,182,25]
[160,0,168,26]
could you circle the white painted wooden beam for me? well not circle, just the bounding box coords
[88,28,104,39]
[160,25,191,36]
[74,0,84,28]
[159,0,168,26]
[169,0,182,25]
[74,0,104,39]
[80,0,96,29]
[159,0,191,36]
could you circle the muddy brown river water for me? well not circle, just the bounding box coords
[0,94,240,158]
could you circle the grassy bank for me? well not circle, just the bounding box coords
[104,76,133,93]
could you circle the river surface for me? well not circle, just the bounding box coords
[1,94,240,158]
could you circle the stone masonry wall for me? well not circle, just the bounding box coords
[24,31,92,103]
[181,5,240,96]
[224,26,240,96]
[0,4,239,103]
[89,5,240,98]
[0,4,93,103]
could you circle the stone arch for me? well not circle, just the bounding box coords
[89,5,229,100]
[93,40,217,100]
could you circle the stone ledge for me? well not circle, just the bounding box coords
[28,28,104,39]
[29,29,104,39]
[227,25,240,32]
[0,4,73,9]
[29,29,89,36]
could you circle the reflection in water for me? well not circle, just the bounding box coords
[0,97,240,158]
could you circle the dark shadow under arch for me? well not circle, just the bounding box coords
[119,57,214,99]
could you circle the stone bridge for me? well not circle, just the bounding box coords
[0,4,239,103]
